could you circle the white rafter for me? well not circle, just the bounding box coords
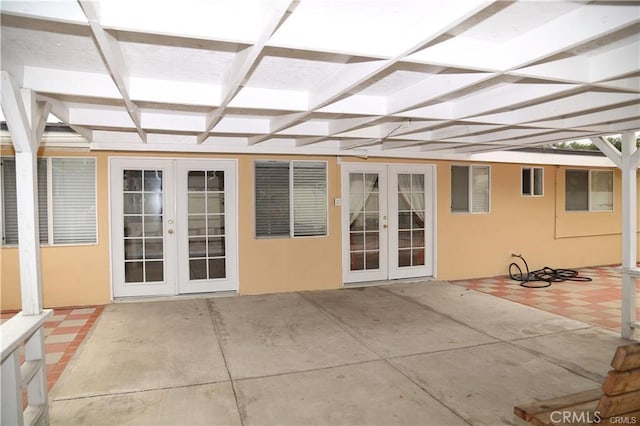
[77,0,147,143]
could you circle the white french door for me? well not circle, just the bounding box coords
[110,158,237,298]
[342,163,434,284]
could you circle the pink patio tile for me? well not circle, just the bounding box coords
[453,265,632,332]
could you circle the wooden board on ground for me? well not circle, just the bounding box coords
[514,389,601,422]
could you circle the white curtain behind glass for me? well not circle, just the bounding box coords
[397,174,424,222]
[349,174,378,225]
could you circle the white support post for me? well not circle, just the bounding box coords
[15,151,44,315]
[620,131,638,339]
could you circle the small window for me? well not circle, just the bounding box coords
[451,165,490,213]
[522,167,543,196]
[1,157,97,246]
[565,169,613,212]
[255,160,327,238]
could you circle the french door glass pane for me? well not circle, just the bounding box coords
[349,173,380,271]
[187,170,226,281]
[397,173,425,268]
[123,169,165,283]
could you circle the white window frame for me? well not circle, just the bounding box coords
[521,166,544,197]
[0,156,98,247]
[565,168,614,212]
[451,164,491,214]
[254,160,328,239]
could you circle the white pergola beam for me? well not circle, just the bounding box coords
[78,0,147,143]
[590,137,622,168]
[1,72,33,152]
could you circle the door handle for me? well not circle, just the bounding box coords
[168,229,174,235]
[383,224,388,229]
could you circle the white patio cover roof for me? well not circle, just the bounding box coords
[1,0,639,159]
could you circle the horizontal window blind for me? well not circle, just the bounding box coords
[471,166,489,213]
[1,158,48,245]
[293,162,327,237]
[1,158,17,245]
[255,161,290,237]
[52,158,97,244]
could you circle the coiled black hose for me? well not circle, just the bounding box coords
[509,254,592,288]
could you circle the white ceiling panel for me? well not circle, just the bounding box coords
[1,26,106,77]
[99,0,267,43]
[0,1,86,23]
[120,41,235,84]
[247,55,345,91]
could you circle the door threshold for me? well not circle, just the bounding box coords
[343,276,436,289]
[113,291,238,304]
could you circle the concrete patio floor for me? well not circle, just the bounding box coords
[49,281,633,426]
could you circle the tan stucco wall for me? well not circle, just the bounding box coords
[1,151,637,310]
[435,163,634,281]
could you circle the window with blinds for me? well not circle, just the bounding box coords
[254,160,327,238]
[1,158,48,245]
[293,162,327,237]
[1,157,96,246]
[450,165,490,214]
[52,158,97,244]
[255,161,290,238]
